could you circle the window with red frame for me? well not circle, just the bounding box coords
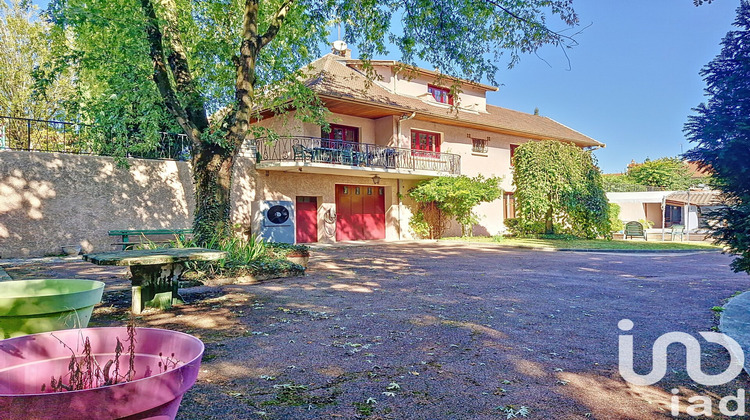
[321,124,359,148]
[411,130,441,156]
[428,85,453,105]
[510,144,519,165]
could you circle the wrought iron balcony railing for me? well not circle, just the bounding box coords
[251,136,461,175]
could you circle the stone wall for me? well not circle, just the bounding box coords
[0,150,195,258]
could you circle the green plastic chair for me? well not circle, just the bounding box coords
[292,144,312,162]
[671,224,685,241]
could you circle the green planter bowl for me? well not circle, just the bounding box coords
[0,279,105,339]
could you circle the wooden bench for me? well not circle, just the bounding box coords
[624,221,647,240]
[108,229,193,250]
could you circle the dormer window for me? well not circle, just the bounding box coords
[428,85,453,105]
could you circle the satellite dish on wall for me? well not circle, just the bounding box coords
[332,40,347,52]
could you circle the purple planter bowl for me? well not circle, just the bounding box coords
[0,327,204,420]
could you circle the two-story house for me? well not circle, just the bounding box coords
[232,50,603,243]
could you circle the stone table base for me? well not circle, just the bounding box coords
[130,263,185,314]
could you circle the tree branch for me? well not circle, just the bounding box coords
[139,0,198,141]
[481,0,579,47]
[157,0,209,131]
[231,0,292,151]
[259,0,294,49]
[231,0,261,150]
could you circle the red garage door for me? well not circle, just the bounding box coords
[335,185,385,241]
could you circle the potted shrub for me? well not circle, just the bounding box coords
[268,243,310,268]
[0,326,204,419]
[0,279,105,339]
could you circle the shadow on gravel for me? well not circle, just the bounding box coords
[3,243,750,419]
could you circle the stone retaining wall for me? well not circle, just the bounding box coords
[0,150,195,258]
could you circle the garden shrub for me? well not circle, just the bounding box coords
[408,175,502,238]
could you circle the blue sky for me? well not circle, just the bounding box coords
[488,1,739,174]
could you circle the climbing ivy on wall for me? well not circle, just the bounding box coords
[512,140,611,239]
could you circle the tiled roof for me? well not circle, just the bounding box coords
[304,55,603,148]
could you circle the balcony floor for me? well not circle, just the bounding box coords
[255,160,455,179]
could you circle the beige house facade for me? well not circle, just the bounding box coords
[237,52,603,243]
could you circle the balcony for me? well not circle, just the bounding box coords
[250,136,461,177]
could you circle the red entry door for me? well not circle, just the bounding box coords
[295,196,318,243]
[335,185,385,241]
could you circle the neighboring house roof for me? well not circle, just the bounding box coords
[666,190,723,206]
[302,55,604,148]
[685,161,713,178]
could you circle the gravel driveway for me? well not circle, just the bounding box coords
[4,242,750,419]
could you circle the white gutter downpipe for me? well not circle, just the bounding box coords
[661,195,666,241]
[685,190,690,242]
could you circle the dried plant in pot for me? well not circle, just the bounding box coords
[0,326,204,419]
[0,279,104,339]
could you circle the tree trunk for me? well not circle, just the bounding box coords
[545,204,554,234]
[192,142,235,245]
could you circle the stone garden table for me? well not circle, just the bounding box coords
[83,248,226,314]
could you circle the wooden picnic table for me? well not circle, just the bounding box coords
[83,247,226,314]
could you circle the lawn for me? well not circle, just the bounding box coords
[441,236,722,250]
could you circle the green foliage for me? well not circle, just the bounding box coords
[503,218,521,236]
[627,157,693,190]
[408,175,502,237]
[685,1,750,274]
[512,140,611,239]
[265,242,310,257]
[169,234,304,278]
[638,218,654,229]
[602,174,652,192]
[407,208,434,239]
[608,203,624,232]
[0,1,76,121]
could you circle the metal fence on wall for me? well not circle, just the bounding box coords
[0,115,191,161]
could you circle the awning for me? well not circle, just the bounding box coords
[665,191,722,206]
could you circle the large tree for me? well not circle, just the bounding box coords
[626,157,693,190]
[46,0,581,244]
[0,0,76,122]
[512,140,610,239]
[684,0,750,274]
